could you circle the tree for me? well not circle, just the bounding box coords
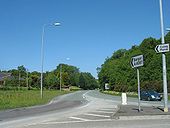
[29,71,40,89]
[17,65,26,77]
[17,65,27,87]
[44,72,59,89]
[54,64,80,87]
[79,72,98,90]
[98,34,170,92]
[4,63,98,91]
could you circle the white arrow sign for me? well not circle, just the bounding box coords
[155,44,169,53]
[131,55,144,68]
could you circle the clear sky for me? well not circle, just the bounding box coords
[0,0,170,78]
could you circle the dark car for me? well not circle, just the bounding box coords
[140,91,162,101]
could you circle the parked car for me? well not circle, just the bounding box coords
[140,90,162,101]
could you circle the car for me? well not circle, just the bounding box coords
[140,90,162,101]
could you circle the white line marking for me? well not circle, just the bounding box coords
[69,116,90,121]
[40,119,112,125]
[84,113,110,118]
[82,91,90,99]
[99,108,114,111]
[96,110,113,114]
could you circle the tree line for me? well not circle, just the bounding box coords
[1,64,98,90]
[98,32,170,93]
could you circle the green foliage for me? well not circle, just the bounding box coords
[44,72,59,89]
[54,64,80,87]
[70,86,81,91]
[79,72,99,90]
[29,71,40,89]
[2,64,98,90]
[98,32,170,93]
[0,90,71,110]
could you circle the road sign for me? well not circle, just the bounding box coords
[155,43,169,53]
[105,83,109,90]
[131,55,144,68]
[130,55,143,111]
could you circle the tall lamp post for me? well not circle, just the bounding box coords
[40,22,60,98]
[159,0,168,112]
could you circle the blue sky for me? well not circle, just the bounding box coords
[0,0,170,78]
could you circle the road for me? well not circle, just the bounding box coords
[0,90,170,128]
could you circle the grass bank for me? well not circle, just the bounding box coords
[0,90,72,110]
[102,90,138,98]
[102,90,170,100]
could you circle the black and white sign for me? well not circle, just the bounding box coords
[155,44,169,53]
[105,83,109,90]
[131,55,144,68]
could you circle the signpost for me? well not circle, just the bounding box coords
[131,55,144,112]
[155,44,169,53]
[105,83,109,90]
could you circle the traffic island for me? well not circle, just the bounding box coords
[112,105,170,120]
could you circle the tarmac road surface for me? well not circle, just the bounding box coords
[0,90,170,128]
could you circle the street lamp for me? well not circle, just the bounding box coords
[159,0,168,112]
[166,28,170,31]
[40,21,60,98]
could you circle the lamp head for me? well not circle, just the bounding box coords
[166,28,170,31]
[54,22,61,26]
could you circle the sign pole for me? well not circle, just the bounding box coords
[131,54,143,112]
[137,68,141,112]
[159,0,168,112]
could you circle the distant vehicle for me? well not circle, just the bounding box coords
[140,91,162,101]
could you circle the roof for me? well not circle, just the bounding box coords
[0,73,12,81]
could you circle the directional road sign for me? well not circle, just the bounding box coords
[131,55,144,68]
[155,43,169,53]
[131,55,144,111]
[105,83,109,90]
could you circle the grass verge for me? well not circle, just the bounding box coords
[102,90,170,100]
[102,90,138,98]
[0,90,72,110]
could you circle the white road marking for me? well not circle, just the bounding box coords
[99,108,114,111]
[119,115,170,120]
[84,113,110,118]
[69,116,90,121]
[82,91,90,99]
[40,119,112,125]
[96,110,113,114]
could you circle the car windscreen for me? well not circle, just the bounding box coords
[148,91,159,95]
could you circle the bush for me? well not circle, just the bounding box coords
[141,81,162,93]
[70,86,81,91]
[168,81,170,93]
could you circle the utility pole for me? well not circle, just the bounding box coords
[19,70,21,87]
[26,69,29,89]
[60,64,62,91]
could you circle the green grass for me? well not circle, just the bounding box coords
[0,90,72,110]
[102,90,170,100]
[70,86,81,91]
[102,90,138,98]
